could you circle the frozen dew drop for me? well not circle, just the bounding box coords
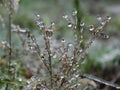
[26,85,31,88]
[106,16,111,20]
[68,22,72,28]
[80,21,85,27]
[96,15,102,21]
[79,49,83,53]
[116,86,120,89]
[36,21,40,26]
[40,24,45,30]
[19,29,27,33]
[63,15,68,19]
[72,10,77,16]
[101,21,106,26]
[51,21,55,26]
[18,78,22,82]
[69,63,72,66]
[74,25,77,29]
[53,54,57,59]
[27,80,31,84]
[71,56,74,60]
[68,43,73,47]
[0,41,10,48]
[36,14,40,18]
[105,35,110,39]
[77,64,80,67]
[50,53,53,57]
[60,76,64,79]
[75,74,79,78]
[68,43,74,52]
[61,39,65,43]
[73,68,76,71]
[35,14,40,20]
[41,53,44,59]
[88,25,94,31]
[38,78,41,82]
[106,16,111,22]
[29,46,34,50]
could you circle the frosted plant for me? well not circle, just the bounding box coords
[12,10,120,90]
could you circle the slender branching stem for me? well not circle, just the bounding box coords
[74,0,83,41]
[48,50,53,88]
[43,32,53,88]
[31,35,50,71]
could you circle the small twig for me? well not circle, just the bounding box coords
[83,74,120,89]
[102,72,120,90]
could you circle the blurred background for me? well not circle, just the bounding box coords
[0,0,120,90]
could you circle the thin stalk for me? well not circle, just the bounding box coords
[30,35,50,71]
[74,0,83,39]
[6,1,13,90]
[8,0,12,72]
[43,32,53,88]
[74,0,85,49]
[47,38,53,88]
[48,50,53,88]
